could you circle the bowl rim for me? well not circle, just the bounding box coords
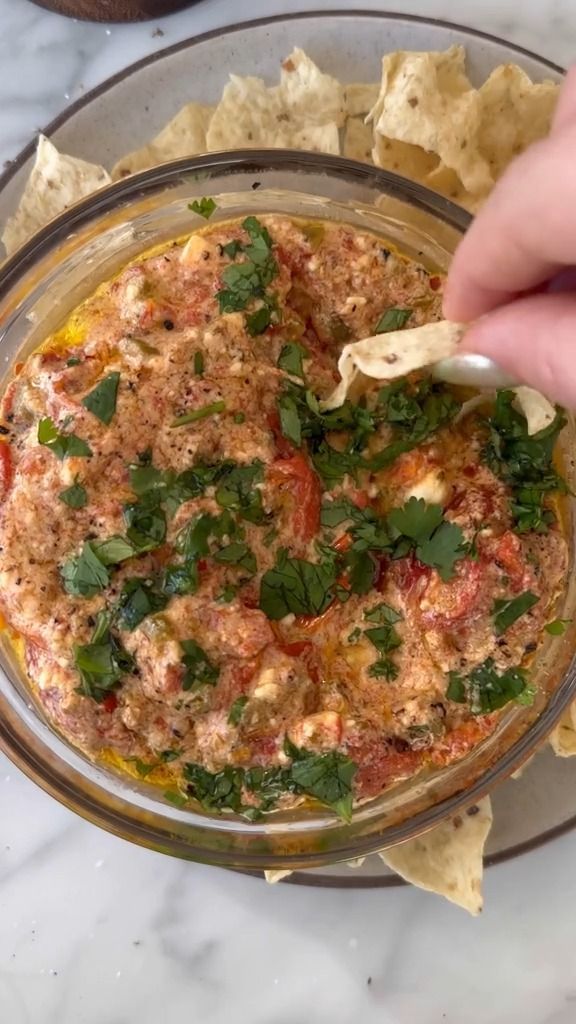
[1,149,575,870]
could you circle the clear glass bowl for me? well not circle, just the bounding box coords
[1,151,575,870]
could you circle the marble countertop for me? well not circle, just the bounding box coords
[2,1,576,1022]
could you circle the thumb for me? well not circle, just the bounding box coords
[460,292,576,409]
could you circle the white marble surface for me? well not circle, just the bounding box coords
[2,1,576,1021]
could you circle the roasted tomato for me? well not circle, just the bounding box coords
[268,452,322,542]
[419,559,484,628]
[0,444,13,501]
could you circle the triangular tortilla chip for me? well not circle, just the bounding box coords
[344,82,380,117]
[343,117,374,162]
[380,797,493,915]
[2,134,111,257]
[322,320,465,410]
[111,103,213,180]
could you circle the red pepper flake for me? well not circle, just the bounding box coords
[429,276,442,291]
[102,693,118,713]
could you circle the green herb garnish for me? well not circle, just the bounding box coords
[374,307,412,334]
[194,351,205,376]
[188,197,217,219]
[493,591,539,635]
[73,611,134,702]
[38,416,92,460]
[170,400,226,428]
[58,479,87,509]
[81,372,120,425]
[181,639,219,691]
[228,695,249,726]
[388,497,465,581]
[278,341,308,380]
[115,577,168,631]
[259,548,337,620]
[446,658,534,714]
[545,618,571,636]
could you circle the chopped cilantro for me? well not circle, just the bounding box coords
[115,577,168,631]
[181,639,219,691]
[123,499,166,552]
[246,303,274,336]
[194,351,204,376]
[66,356,81,367]
[170,400,226,428]
[259,549,337,620]
[92,535,137,565]
[228,695,249,726]
[61,542,110,597]
[73,612,134,702]
[286,743,357,823]
[163,789,188,808]
[374,307,412,334]
[188,197,217,219]
[363,602,403,680]
[213,541,257,576]
[217,585,238,603]
[493,591,539,635]
[38,416,92,460]
[233,412,245,424]
[162,561,199,596]
[484,390,567,533]
[446,658,534,714]
[278,341,308,380]
[159,749,182,763]
[545,618,571,636]
[213,460,265,523]
[58,479,87,509]
[81,372,120,425]
[388,497,465,581]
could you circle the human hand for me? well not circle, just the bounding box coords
[444,67,576,408]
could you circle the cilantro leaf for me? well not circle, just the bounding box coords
[162,560,199,596]
[493,591,539,635]
[278,341,308,380]
[181,639,219,691]
[375,307,412,334]
[484,390,567,533]
[115,577,168,631]
[228,695,249,726]
[74,614,134,702]
[38,416,92,460]
[123,500,166,552]
[259,550,337,619]
[545,618,570,636]
[58,480,87,508]
[388,497,444,542]
[213,541,257,576]
[92,535,137,566]
[61,542,110,597]
[81,372,120,425]
[188,197,217,219]
[446,658,533,714]
[170,400,226,428]
[246,304,273,336]
[213,461,265,523]
[416,520,466,581]
[388,498,465,581]
[288,747,357,823]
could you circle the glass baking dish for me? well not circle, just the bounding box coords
[0,150,575,870]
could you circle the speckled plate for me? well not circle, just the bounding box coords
[0,12,570,886]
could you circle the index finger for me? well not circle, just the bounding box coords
[443,128,576,322]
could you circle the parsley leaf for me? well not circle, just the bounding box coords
[92,535,137,565]
[81,372,120,425]
[363,602,403,680]
[38,416,92,460]
[446,657,533,715]
[213,460,265,524]
[375,307,412,334]
[493,591,539,635]
[259,549,337,619]
[278,341,308,380]
[181,639,219,691]
[188,197,217,219]
[58,479,87,508]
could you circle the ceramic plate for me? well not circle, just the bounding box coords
[0,12,571,885]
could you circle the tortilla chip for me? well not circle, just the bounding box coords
[2,134,111,257]
[111,103,213,180]
[380,798,493,915]
[322,320,465,410]
[206,49,343,153]
[424,162,480,212]
[477,65,559,179]
[279,47,344,126]
[372,133,439,179]
[549,701,576,756]
[344,82,380,117]
[513,386,556,435]
[264,869,293,884]
[344,118,374,162]
[369,46,493,197]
